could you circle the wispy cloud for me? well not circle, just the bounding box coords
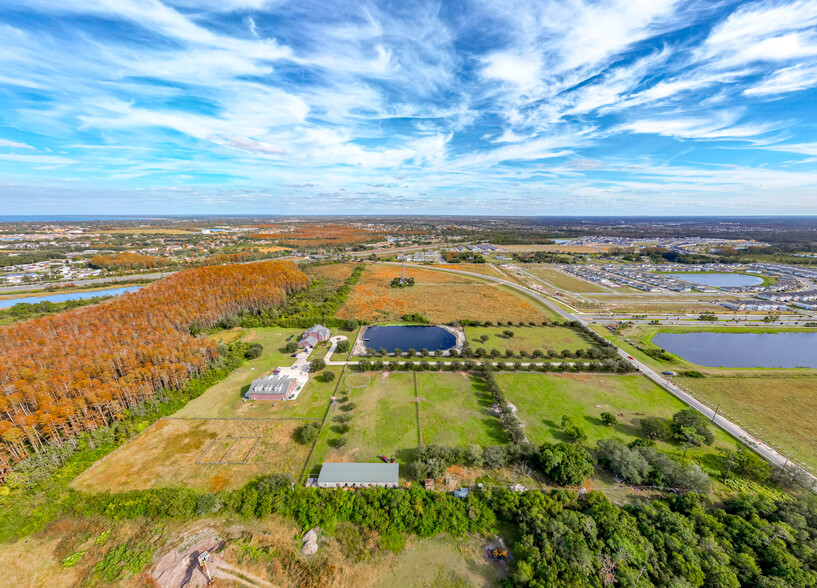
[0,139,35,149]
[0,0,816,213]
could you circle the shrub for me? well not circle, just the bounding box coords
[244,343,263,359]
[640,417,671,441]
[336,340,350,353]
[600,412,618,426]
[295,421,321,444]
[320,371,336,383]
[309,358,326,372]
[285,341,299,353]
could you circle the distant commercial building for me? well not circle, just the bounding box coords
[794,302,817,310]
[317,462,399,488]
[246,375,298,400]
[298,324,331,348]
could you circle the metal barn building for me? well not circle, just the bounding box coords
[317,462,399,488]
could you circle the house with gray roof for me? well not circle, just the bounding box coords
[298,324,331,348]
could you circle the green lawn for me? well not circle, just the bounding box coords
[465,325,593,354]
[176,327,338,419]
[309,372,420,472]
[496,373,733,459]
[416,373,507,446]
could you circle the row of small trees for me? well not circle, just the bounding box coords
[354,358,635,374]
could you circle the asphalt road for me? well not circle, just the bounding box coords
[389,261,816,486]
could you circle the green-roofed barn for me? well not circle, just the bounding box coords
[317,462,399,488]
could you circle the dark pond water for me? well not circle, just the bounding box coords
[653,332,817,368]
[0,285,142,309]
[664,273,763,288]
[364,325,456,353]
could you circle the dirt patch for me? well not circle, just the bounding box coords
[151,527,225,587]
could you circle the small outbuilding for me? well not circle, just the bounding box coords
[317,462,399,488]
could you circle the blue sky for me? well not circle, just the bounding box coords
[1,0,817,215]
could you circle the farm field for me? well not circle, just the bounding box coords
[465,325,593,354]
[527,267,610,293]
[71,418,311,493]
[337,268,551,323]
[310,372,420,469]
[303,261,359,284]
[416,373,507,446]
[680,375,817,472]
[496,373,733,458]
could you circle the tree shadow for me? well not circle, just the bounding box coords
[583,415,606,428]
[395,447,417,464]
[483,416,510,443]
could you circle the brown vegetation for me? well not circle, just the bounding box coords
[251,224,381,248]
[0,261,307,478]
[337,266,545,323]
[88,251,172,270]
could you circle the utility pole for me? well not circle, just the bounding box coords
[711,403,720,423]
[401,257,405,282]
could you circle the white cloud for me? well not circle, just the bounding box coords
[0,139,35,149]
[698,0,817,68]
[211,135,287,155]
[616,110,777,140]
[745,62,817,96]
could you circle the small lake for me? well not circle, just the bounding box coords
[653,332,817,368]
[363,325,457,353]
[663,273,763,288]
[0,285,142,309]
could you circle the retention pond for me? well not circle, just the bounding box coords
[653,331,817,368]
[0,285,143,309]
[363,325,457,354]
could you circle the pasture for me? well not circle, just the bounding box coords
[496,373,733,458]
[311,372,420,467]
[71,418,311,493]
[681,375,817,472]
[416,372,507,446]
[465,325,593,354]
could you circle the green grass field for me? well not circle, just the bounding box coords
[416,372,507,446]
[496,373,733,459]
[310,372,420,469]
[465,325,593,354]
[681,375,817,472]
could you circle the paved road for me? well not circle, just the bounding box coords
[385,261,816,486]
